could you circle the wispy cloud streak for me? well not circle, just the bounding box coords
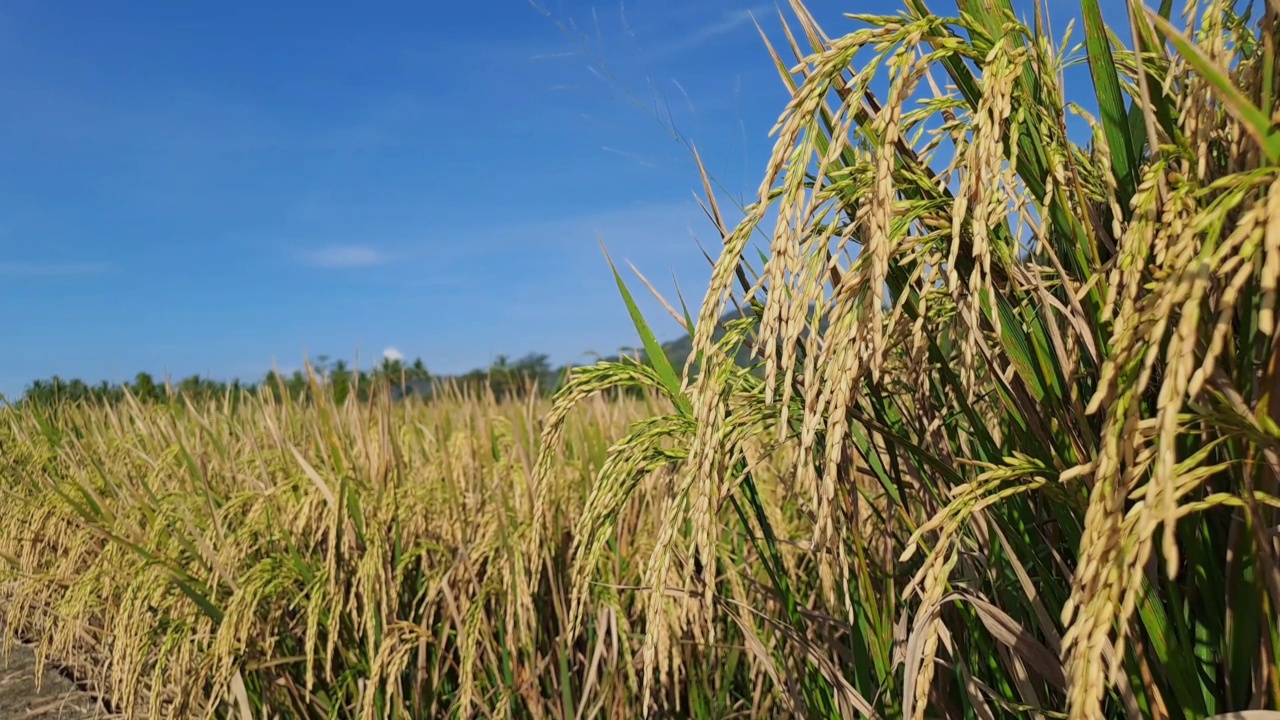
[647,5,772,60]
[302,245,390,269]
[0,261,111,277]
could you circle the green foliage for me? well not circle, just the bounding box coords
[14,352,567,407]
[542,0,1280,717]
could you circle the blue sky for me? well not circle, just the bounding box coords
[0,0,1119,397]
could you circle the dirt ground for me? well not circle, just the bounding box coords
[0,638,105,720]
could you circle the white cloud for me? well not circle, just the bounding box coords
[303,244,389,269]
[382,347,404,362]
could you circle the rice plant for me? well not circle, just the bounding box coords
[542,0,1280,717]
[6,0,1280,718]
[3,382,661,718]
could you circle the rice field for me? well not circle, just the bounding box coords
[0,389,685,718]
[6,0,1280,717]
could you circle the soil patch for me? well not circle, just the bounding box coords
[0,637,107,720]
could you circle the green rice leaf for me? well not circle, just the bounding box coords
[1082,0,1138,213]
[601,243,691,416]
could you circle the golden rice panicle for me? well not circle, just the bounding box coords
[753,27,880,411]
[1061,2,1280,716]
[627,138,774,715]
[531,362,642,560]
[1262,180,1280,337]
[950,38,1021,397]
[638,503,681,715]
[568,417,686,635]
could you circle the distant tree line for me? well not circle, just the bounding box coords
[8,309,741,408]
[12,352,567,407]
